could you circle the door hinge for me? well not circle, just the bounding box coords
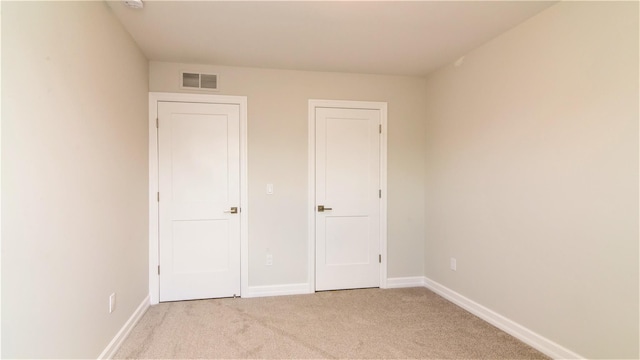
[157,265,160,275]
[379,124,382,134]
[157,192,160,202]
[379,254,382,263]
[156,118,159,128]
[379,189,382,198]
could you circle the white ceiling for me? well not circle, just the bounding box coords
[107,1,556,77]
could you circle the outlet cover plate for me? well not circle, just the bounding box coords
[109,293,116,313]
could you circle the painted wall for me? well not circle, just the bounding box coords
[423,2,638,359]
[1,2,149,358]
[150,62,427,286]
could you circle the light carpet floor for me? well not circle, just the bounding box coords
[115,287,549,359]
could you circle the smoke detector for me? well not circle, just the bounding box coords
[124,0,143,9]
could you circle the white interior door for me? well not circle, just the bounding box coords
[158,101,240,302]
[315,107,381,291]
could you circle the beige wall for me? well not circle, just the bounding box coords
[150,62,427,286]
[423,2,638,359]
[1,2,149,358]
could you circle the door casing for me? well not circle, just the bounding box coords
[149,92,248,305]
[308,99,388,292]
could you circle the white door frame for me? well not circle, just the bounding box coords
[307,99,388,292]
[149,92,248,305]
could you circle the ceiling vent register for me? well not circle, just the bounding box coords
[181,72,218,91]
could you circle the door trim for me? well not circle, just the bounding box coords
[307,99,388,292]
[149,92,248,305]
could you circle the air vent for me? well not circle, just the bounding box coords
[181,72,218,91]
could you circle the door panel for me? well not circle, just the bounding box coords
[171,220,229,274]
[158,102,240,302]
[325,216,370,265]
[315,107,380,291]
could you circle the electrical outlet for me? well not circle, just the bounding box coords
[109,293,116,313]
[450,258,457,271]
[266,254,273,266]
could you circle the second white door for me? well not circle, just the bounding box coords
[158,101,241,302]
[315,107,381,291]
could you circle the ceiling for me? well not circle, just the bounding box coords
[107,1,556,77]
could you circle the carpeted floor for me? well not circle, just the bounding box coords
[114,287,549,359]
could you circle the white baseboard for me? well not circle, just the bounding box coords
[422,277,583,360]
[98,294,150,359]
[243,283,310,298]
[385,276,426,288]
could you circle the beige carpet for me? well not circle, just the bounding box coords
[115,287,549,359]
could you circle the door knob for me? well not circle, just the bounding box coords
[317,205,333,212]
[224,207,238,214]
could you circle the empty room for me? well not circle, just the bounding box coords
[1,1,638,359]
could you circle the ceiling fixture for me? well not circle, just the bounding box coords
[123,0,143,9]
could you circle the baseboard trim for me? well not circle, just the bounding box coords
[422,277,583,360]
[97,294,150,359]
[243,283,310,298]
[385,276,426,288]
